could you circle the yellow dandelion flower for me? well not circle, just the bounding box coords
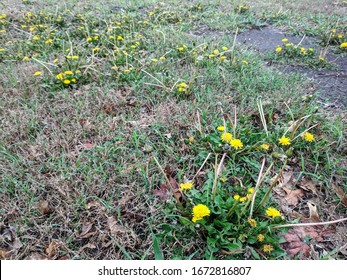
[192,204,210,223]
[303,132,314,142]
[262,244,274,253]
[64,70,73,75]
[178,47,184,51]
[230,138,243,150]
[222,46,228,51]
[221,132,233,143]
[279,136,291,146]
[239,197,247,203]
[72,55,79,59]
[188,136,194,143]
[282,38,288,43]
[23,56,30,61]
[151,58,158,62]
[260,143,270,150]
[242,60,249,65]
[220,56,227,61]
[217,126,225,131]
[247,218,257,228]
[285,43,293,47]
[56,73,64,80]
[71,78,76,83]
[53,58,58,63]
[233,194,240,201]
[340,42,347,48]
[247,188,254,194]
[213,49,219,55]
[275,46,282,53]
[337,34,343,39]
[266,207,281,218]
[34,71,41,76]
[179,182,194,191]
[63,79,71,85]
[93,47,100,52]
[87,37,92,42]
[257,234,265,242]
[117,35,123,41]
[32,36,39,41]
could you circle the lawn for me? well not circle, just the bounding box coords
[0,0,346,260]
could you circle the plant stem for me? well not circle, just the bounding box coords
[255,159,287,213]
[153,157,184,211]
[272,217,347,229]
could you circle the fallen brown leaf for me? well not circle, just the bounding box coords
[0,248,10,260]
[154,184,169,201]
[107,216,129,236]
[38,199,52,215]
[334,186,347,207]
[282,226,336,259]
[79,222,95,239]
[299,178,319,195]
[283,187,304,206]
[46,240,61,258]
[307,202,320,223]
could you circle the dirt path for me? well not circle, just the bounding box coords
[237,26,347,109]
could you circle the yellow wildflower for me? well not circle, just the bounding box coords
[247,188,254,194]
[213,49,219,55]
[340,42,347,48]
[34,71,41,76]
[262,244,274,253]
[221,132,233,143]
[233,194,240,201]
[247,218,257,228]
[222,46,228,51]
[279,136,291,146]
[87,37,92,42]
[151,58,158,62]
[217,126,225,131]
[192,204,211,223]
[257,234,265,242]
[53,58,58,63]
[23,56,30,61]
[230,138,243,150]
[188,136,194,143]
[117,35,123,41]
[266,207,281,218]
[239,197,247,203]
[63,79,71,85]
[282,38,288,43]
[56,73,64,80]
[260,143,270,150]
[303,132,314,142]
[32,36,39,41]
[64,70,73,75]
[179,182,194,191]
[275,46,282,53]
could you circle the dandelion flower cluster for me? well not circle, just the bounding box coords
[192,204,210,223]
